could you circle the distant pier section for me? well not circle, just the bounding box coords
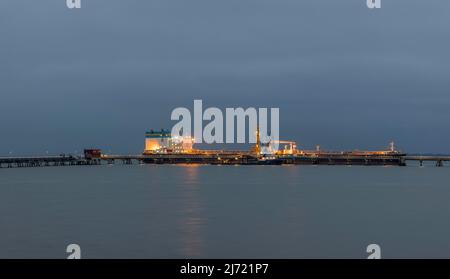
[404,155,450,167]
[0,154,92,168]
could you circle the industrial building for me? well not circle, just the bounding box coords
[144,129,194,154]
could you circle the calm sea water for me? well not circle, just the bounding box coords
[0,163,449,258]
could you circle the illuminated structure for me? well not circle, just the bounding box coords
[274,141,297,155]
[254,127,261,155]
[144,129,194,154]
[139,127,406,165]
[145,129,171,152]
[253,127,297,156]
[170,135,195,153]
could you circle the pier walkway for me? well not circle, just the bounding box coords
[0,155,93,168]
[1,154,449,168]
[404,156,450,167]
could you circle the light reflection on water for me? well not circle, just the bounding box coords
[178,165,205,258]
[0,164,450,258]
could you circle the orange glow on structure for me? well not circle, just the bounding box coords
[145,139,161,152]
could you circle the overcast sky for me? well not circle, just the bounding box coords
[1,0,449,155]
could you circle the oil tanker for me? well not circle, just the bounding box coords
[140,129,406,166]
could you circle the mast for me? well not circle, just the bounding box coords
[389,141,395,152]
[255,126,261,155]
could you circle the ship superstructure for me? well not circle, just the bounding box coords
[144,129,194,154]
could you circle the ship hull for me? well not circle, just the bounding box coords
[141,153,406,166]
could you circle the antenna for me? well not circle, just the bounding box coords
[389,141,395,152]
